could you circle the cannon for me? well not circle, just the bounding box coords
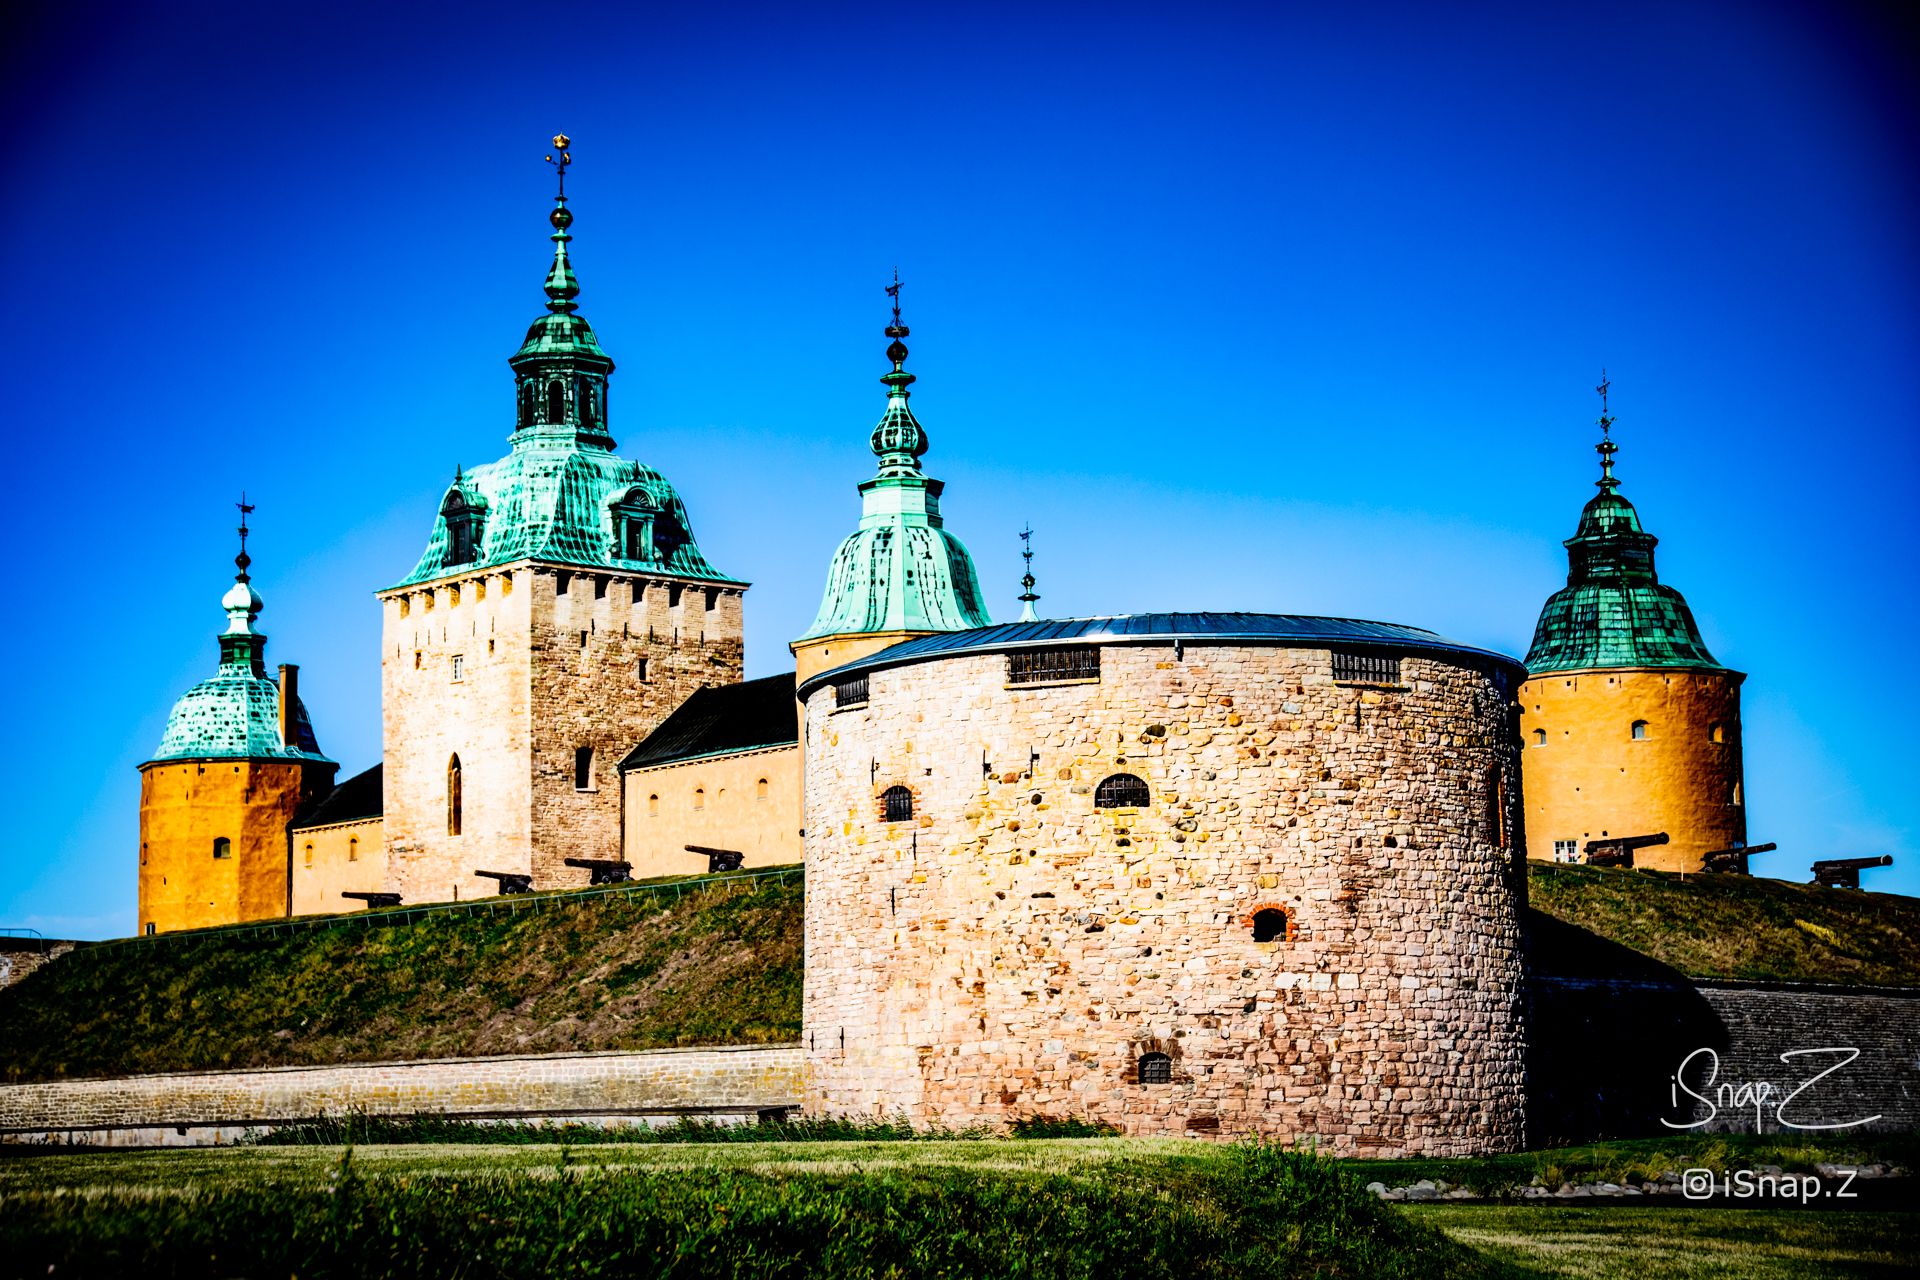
[1583,832,1668,868]
[341,891,402,909]
[1811,855,1893,889]
[1702,842,1775,875]
[475,870,534,895]
[564,857,633,885]
[685,844,745,873]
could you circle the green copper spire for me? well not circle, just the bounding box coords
[1524,377,1723,674]
[1017,523,1040,623]
[797,278,991,641]
[147,502,333,765]
[390,137,736,590]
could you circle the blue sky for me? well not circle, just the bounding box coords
[2,0,1915,934]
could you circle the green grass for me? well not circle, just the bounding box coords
[0,874,802,1084]
[0,1140,1510,1279]
[1417,1204,1919,1279]
[1526,862,1920,985]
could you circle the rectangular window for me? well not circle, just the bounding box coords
[834,674,869,707]
[556,572,570,596]
[636,655,649,682]
[1331,650,1400,685]
[1553,839,1578,863]
[451,654,464,681]
[1007,646,1100,685]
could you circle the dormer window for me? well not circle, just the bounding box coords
[610,488,659,563]
[441,489,485,567]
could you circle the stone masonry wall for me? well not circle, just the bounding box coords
[381,565,743,903]
[802,641,1528,1156]
[0,940,76,993]
[0,1045,803,1147]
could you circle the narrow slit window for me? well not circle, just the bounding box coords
[447,754,462,835]
[574,746,594,791]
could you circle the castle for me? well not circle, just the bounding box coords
[134,142,1748,1149]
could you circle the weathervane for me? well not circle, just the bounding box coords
[886,268,903,330]
[545,134,572,197]
[234,493,256,583]
[1594,369,1619,490]
[1017,524,1040,622]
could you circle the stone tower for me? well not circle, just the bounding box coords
[1518,383,1745,873]
[377,138,745,903]
[138,508,336,934]
[790,279,991,690]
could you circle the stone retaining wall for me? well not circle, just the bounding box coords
[0,1044,803,1147]
[0,939,76,993]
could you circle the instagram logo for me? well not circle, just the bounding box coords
[1681,1169,1716,1200]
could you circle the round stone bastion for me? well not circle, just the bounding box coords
[796,614,1531,1156]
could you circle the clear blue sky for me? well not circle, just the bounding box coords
[3,1,1915,935]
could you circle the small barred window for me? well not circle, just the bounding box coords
[1138,1052,1172,1084]
[882,785,913,823]
[1094,773,1150,809]
[1331,650,1399,685]
[1007,645,1100,684]
[835,674,869,707]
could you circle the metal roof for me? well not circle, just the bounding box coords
[290,763,383,831]
[620,673,799,771]
[797,612,1524,699]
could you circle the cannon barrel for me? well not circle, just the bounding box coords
[564,858,633,885]
[1584,832,1669,853]
[685,844,745,873]
[474,870,534,894]
[341,891,401,909]
[1813,856,1894,871]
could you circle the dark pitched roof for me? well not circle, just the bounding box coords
[797,613,1525,698]
[620,674,798,771]
[290,763,383,831]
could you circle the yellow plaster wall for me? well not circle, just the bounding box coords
[137,760,334,934]
[291,817,388,917]
[621,745,801,879]
[1518,667,1745,873]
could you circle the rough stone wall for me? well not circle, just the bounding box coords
[138,759,334,933]
[0,1045,803,1147]
[802,641,1528,1156]
[1519,669,1744,872]
[622,745,801,879]
[290,817,388,917]
[380,565,744,902]
[1528,977,1920,1142]
[0,940,76,992]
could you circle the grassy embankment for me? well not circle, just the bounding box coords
[2,862,1915,1085]
[0,872,802,1084]
[3,1140,1915,1279]
[1526,862,1920,986]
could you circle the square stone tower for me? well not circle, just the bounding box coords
[377,139,746,903]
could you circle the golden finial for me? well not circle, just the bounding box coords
[545,134,573,196]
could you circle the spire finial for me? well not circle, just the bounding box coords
[1594,368,1619,492]
[1017,523,1040,622]
[882,270,914,396]
[234,492,255,583]
[541,134,579,315]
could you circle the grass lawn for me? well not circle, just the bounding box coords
[3,1139,1913,1278]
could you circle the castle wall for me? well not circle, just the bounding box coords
[621,745,801,879]
[137,759,333,934]
[0,939,77,993]
[801,641,1528,1155]
[381,565,744,903]
[1519,668,1744,872]
[290,817,388,916]
[0,1044,803,1147]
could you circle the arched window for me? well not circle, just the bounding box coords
[578,378,598,427]
[648,793,660,817]
[1630,720,1649,741]
[1710,724,1726,744]
[303,842,314,867]
[440,489,485,567]
[757,777,770,801]
[1138,1052,1172,1084]
[348,836,359,863]
[1251,907,1292,943]
[447,754,462,836]
[546,379,566,424]
[517,379,534,427]
[1531,728,1547,746]
[1095,773,1150,809]
[212,836,231,860]
[574,746,594,791]
[610,489,659,563]
[1732,782,1743,806]
[694,787,705,810]
[882,785,913,823]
